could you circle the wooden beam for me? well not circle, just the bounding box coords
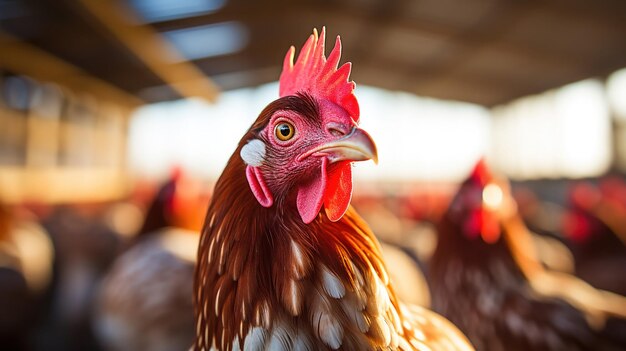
[0,31,143,108]
[77,0,220,102]
[0,166,129,203]
[154,3,580,75]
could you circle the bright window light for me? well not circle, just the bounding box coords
[491,79,611,179]
[608,67,626,171]
[128,88,264,179]
[483,183,503,209]
[163,22,248,61]
[607,67,626,121]
[130,0,226,22]
[128,83,491,181]
[354,86,491,182]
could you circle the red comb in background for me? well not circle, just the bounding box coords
[570,182,601,210]
[469,158,493,186]
[279,27,360,121]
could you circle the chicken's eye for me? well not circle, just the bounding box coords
[275,122,295,141]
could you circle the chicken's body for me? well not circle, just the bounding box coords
[194,151,470,351]
[564,181,626,296]
[95,228,197,351]
[430,161,626,351]
[0,205,54,350]
[193,28,472,351]
[94,172,206,351]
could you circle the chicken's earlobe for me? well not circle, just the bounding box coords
[246,165,274,208]
[241,139,266,167]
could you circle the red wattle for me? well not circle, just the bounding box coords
[296,159,354,224]
[297,158,328,224]
[464,208,500,243]
[481,209,501,243]
[324,162,353,222]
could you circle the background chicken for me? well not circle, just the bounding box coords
[430,160,626,350]
[193,28,473,351]
[93,169,208,351]
[562,179,626,295]
[0,202,54,350]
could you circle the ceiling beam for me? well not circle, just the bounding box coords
[153,3,579,73]
[0,30,143,108]
[76,0,220,102]
[406,1,540,89]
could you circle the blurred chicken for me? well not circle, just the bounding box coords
[93,169,208,351]
[0,203,54,350]
[41,203,121,350]
[563,178,626,295]
[512,186,575,274]
[430,160,626,351]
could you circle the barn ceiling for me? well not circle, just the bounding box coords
[2,0,626,107]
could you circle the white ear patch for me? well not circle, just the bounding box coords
[240,139,266,166]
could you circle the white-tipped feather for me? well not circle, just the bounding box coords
[291,241,305,266]
[268,324,293,351]
[340,291,371,333]
[254,301,271,329]
[373,276,391,313]
[321,266,345,299]
[291,241,309,279]
[311,288,345,350]
[350,262,365,287]
[243,327,267,351]
[214,286,222,316]
[389,303,403,331]
[240,139,266,166]
[292,332,314,351]
[283,279,303,316]
[231,337,241,351]
[369,315,392,347]
[343,301,370,333]
[318,313,344,349]
[207,237,216,264]
[217,243,226,275]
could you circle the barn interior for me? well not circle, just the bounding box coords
[1,0,626,350]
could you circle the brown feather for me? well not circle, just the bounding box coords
[192,96,473,350]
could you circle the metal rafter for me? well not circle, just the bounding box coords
[0,30,143,108]
[76,0,220,102]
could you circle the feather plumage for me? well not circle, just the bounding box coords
[430,161,626,351]
[193,28,472,351]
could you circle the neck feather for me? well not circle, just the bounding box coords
[193,153,403,350]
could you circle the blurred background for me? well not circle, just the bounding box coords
[1,0,626,350]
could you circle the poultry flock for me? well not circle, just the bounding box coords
[0,28,624,351]
[430,160,626,350]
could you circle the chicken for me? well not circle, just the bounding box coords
[94,227,197,351]
[563,180,626,295]
[41,204,122,350]
[430,160,626,351]
[0,203,54,350]
[94,170,207,351]
[193,28,473,351]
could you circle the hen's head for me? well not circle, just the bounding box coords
[448,159,513,244]
[239,28,377,223]
[562,181,603,243]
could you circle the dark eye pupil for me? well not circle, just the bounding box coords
[279,125,291,136]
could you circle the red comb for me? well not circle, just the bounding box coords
[279,27,360,121]
[470,158,492,186]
